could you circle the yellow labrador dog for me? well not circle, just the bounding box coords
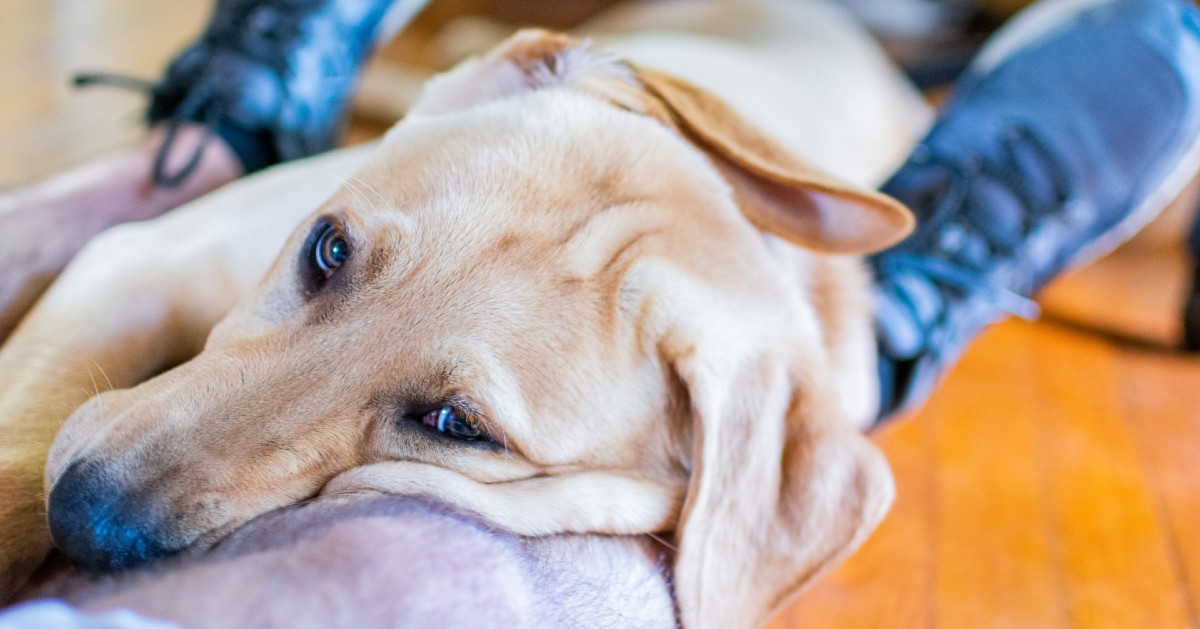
[0,1,931,627]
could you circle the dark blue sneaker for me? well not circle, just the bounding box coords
[873,0,1200,418]
[78,0,418,186]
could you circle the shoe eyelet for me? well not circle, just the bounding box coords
[939,225,966,251]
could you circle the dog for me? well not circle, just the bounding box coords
[0,1,932,627]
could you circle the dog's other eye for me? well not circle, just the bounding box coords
[418,406,486,441]
[312,223,350,279]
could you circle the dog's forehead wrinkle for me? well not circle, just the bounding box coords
[556,203,664,279]
[361,91,721,260]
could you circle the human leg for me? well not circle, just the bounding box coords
[20,496,675,629]
[0,127,241,342]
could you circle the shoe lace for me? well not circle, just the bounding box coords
[875,121,1083,355]
[74,71,224,188]
[69,1,330,188]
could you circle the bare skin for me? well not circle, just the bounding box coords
[0,125,241,341]
[19,495,677,629]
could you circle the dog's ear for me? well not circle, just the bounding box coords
[410,30,907,253]
[664,325,894,629]
[632,68,913,254]
[408,29,652,118]
[412,29,912,253]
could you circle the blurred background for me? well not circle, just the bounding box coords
[2,0,1034,184]
[3,0,1194,343]
[4,1,1200,628]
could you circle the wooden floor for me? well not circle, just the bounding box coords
[774,248,1200,629]
[6,2,1200,628]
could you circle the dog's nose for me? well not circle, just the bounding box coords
[47,459,172,572]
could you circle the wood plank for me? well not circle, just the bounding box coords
[928,323,1066,629]
[772,411,936,629]
[1116,350,1200,627]
[1038,247,1190,349]
[1030,324,1192,629]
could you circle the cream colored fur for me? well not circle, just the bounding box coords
[0,2,931,627]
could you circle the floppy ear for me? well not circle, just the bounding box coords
[408,29,651,118]
[410,29,911,253]
[632,68,913,254]
[665,332,895,629]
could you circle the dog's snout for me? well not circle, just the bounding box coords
[48,459,171,573]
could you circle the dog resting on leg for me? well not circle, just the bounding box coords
[0,0,931,624]
[38,29,916,629]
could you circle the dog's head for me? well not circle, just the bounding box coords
[46,31,910,629]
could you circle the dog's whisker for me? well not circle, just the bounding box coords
[349,175,388,207]
[330,174,375,210]
[329,173,366,207]
[51,398,77,425]
[84,367,101,398]
[86,370,97,396]
[92,360,115,393]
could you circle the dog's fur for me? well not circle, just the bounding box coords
[0,1,931,626]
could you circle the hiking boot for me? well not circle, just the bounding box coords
[872,0,1200,418]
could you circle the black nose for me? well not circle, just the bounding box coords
[48,459,172,572]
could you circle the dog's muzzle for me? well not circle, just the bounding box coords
[47,459,174,572]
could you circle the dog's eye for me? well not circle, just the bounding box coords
[419,406,486,441]
[312,223,350,278]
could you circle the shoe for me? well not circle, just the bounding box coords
[79,0,413,186]
[1185,208,1200,351]
[872,0,1200,418]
